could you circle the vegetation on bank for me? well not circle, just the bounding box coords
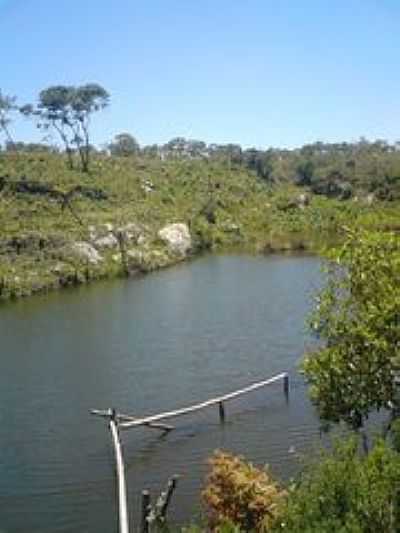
[186,434,400,533]
[0,150,399,301]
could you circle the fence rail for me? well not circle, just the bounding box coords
[91,371,289,533]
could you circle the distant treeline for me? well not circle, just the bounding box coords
[117,137,400,201]
[1,85,400,200]
[3,136,400,201]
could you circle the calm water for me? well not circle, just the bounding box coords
[0,254,323,532]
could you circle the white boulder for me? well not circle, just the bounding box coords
[69,242,103,265]
[95,234,119,249]
[158,223,191,256]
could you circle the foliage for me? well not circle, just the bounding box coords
[302,229,400,429]
[0,152,399,301]
[0,90,17,145]
[20,84,109,171]
[277,437,400,533]
[108,132,140,156]
[202,450,286,532]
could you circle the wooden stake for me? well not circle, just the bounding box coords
[283,373,290,400]
[159,475,179,519]
[141,490,151,533]
[219,401,225,423]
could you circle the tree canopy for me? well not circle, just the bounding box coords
[108,133,140,156]
[21,83,109,171]
[303,229,400,429]
[0,90,16,146]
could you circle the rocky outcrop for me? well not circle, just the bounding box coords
[113,247,170,274]
[89,222,145,250]
[66,242,103,265]
[117,223,145,244]
[158,223,191,256]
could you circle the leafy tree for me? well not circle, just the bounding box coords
[277,437,400,533]
[296,159,314,186]
[70,83,109,171]
[21,83,109,171]
[0,90,16,146]
[109,133,140,156]
[302,229,400,430]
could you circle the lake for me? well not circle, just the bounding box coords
[0,253,323,532]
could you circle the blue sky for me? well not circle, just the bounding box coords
[1,0,399,148]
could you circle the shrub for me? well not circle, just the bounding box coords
[277,438,400,533]
[202,451,286,532]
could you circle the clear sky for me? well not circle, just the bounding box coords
[1,0,399,149]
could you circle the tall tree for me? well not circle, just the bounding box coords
[21,83,109,171]
[70,83,109,171]
[0,90,16,147]
[303,229,400,430]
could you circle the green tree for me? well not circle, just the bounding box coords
[296,159,314,186]
[21,83,109,171]
[302,229,400,430]
[0,90,16,146]
[278,437,400,533]
[109,133,140,156]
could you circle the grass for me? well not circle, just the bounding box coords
[0,151,398,300]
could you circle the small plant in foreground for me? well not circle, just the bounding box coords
[202,450,286,532]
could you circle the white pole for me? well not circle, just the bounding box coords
[109,411,130,533]
[119,373,287,430]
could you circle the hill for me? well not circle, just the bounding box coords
[0,152,398,300]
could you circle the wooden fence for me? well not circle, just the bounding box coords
[92,371,289,532]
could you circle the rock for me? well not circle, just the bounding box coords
[68,242,103,265]
[158,223,191,256]
[89,222,145,249]
[126,249,144,267]
[137,234,147,246]
[89,223,114,241]
[94,234,119,249]
[221,222,241,234]
[102,223,114,233]
[141,179,155,193]
[125,248,171,273]
[116,223,144,244]
[51,262,66,275]
[296,193,310,209]
[365,193,375,206]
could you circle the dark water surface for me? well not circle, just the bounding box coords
[0,254,323,532]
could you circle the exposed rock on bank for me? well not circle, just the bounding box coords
[89,222,146,249]
[66,242,103,265]
[158,223,191,256]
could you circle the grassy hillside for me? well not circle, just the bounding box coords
[0,152,399,300]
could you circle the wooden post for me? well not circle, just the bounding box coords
[141,490,151,533]
[218,401,225,423]
[283,373,290,401]
[109,409,130,533]
[159,475,179,519]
